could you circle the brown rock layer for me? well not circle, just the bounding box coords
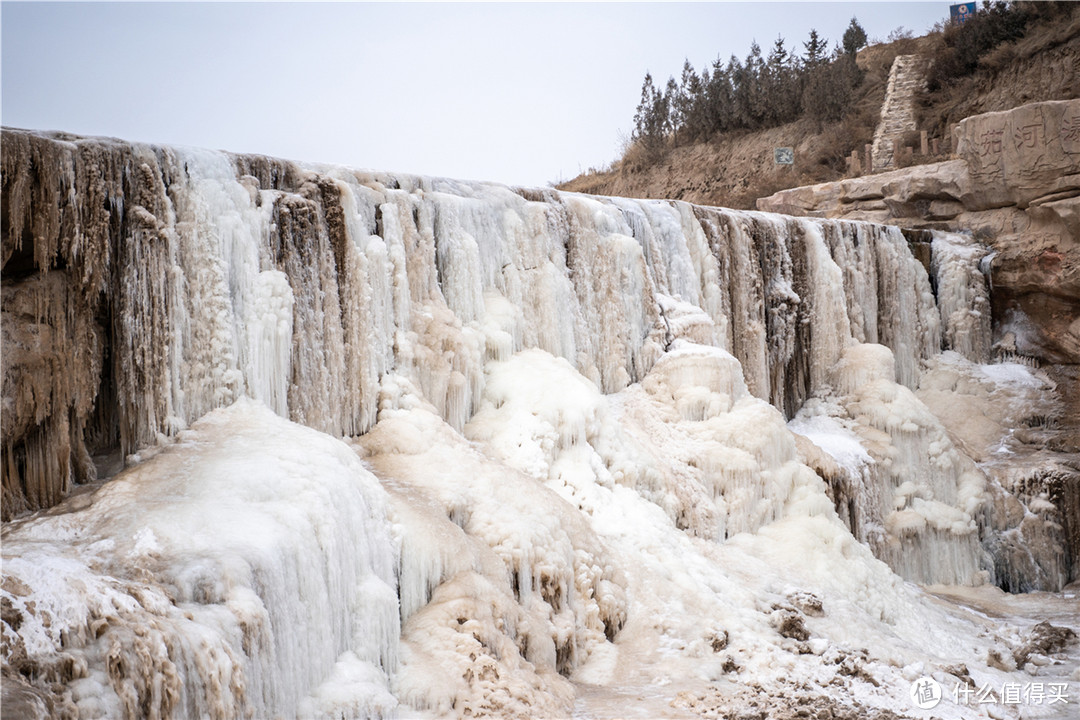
[1,133,154,519]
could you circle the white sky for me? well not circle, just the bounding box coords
[2,2,949,188]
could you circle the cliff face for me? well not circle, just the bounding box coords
[759,99,1080,366]
[557,119,826,209]
[2,133,136,516]
[923,31,1080,136]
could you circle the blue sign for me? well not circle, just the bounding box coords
[951,2,976,24]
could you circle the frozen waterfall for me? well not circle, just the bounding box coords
[2,130,1074,720]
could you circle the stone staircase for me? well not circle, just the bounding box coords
[870,55,927,171]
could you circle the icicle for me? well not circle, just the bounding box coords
[930,231,992,363]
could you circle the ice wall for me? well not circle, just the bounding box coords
[0,129,990,585]
[3,356,1037,720]
[930,231,993,364]
[4,132,938,481]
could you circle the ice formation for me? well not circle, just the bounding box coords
[2,130,1076,718]
[918,351,1078,592]
[2,400,399,719]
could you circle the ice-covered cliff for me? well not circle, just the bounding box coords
[2,130,1076,719]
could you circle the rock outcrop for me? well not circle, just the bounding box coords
[759,99,1080,366]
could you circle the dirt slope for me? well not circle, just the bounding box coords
[559,20,1079,210]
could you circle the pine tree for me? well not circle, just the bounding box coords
[842,17,868,56]
[633,72,668,156]
[743,41,768,128]
[802,45,861,125]
[764,35,799,125]
[728,54,752,128]
[705,59,734,134]
[768,35,789,69]
[666,75,684,140]
[803,29,828,68]
[632,72,656,143]
[679,61,707,142]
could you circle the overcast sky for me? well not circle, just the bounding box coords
[2,2,949,187]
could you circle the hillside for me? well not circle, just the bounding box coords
[558,5,1080,209]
